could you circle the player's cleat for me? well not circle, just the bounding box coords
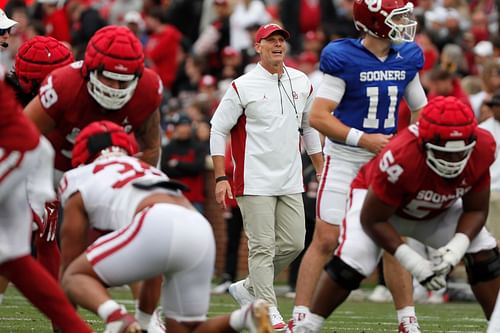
[398,316,421,333]
[269,306,286,331]
[228,280,255,306]
[367,285,392,303]
[285,319,318,333]
[244,299,273,333]
[104,309,142,333]
[286,319,296,333]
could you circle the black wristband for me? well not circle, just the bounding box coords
[215,175,228,183]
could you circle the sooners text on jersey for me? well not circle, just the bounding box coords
[320,39,423,143]
[352,126,496,220]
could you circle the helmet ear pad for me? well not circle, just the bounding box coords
[71,120,139,167]
[15,36,74,94]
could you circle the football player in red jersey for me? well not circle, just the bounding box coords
[0,74,93,333]
[22,25,164,332]
[24,25,163,177]
[6,35,73,270]
[291,96,500,333]
[59,121,274,333]
[7,36,75,106]
[1,36,75,331]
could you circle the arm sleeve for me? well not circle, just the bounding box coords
[210,82,245,156]
[315,74,345,103]
[301,88,323,155]
[210,130,227,156]
[404,74,427,112]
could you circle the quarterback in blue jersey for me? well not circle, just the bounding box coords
[319,39,422,136]
[288,0,428,333]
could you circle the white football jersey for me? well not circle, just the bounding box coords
[59,155,171,231]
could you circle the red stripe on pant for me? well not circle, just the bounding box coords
[88,207,149,266]
[86,208,146,253]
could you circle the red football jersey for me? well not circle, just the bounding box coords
[38,61,163,172]
[0,80,39,152]
[352,125,496,220]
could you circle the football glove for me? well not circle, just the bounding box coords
[432,233,470,276]
[41,200,60,242]
[394,243,446,290]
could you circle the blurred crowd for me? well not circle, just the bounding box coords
[0,0,495,127]
[1,0,500,215]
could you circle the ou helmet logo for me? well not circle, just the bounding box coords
[365,0,382,12]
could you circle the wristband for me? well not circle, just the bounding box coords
[215,175,228,183]
[345,128,364,147]
[443,233,470,266]
[394,243,426,275]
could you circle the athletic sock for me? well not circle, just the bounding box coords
[134,301,152,330]
[292,305,311,322]
[397,306,416,323]
[229,303,249,331]
[97,300,123,321]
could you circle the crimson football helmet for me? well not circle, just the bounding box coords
[71,120,139,167]
[83,25,144,110]
[418,96,477,178]
[353,0,417,42]
[15,36,74,94]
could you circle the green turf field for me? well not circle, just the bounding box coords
[0,286,488,332]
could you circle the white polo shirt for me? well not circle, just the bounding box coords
[479,117,500,192]
[210,63,322,196]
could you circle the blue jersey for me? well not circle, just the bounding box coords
[320,39,423,140]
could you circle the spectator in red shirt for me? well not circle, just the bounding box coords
[426,66,472,108]
[35,0,71,43]
[144,5,182,91]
